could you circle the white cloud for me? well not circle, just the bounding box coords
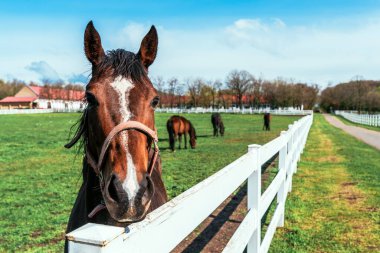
[26,61,62,82]
[2,16,380,87]
[109,22,149,52]
[145,17,380,86]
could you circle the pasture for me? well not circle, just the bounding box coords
[0,112,299,252]
[270,114,380,252]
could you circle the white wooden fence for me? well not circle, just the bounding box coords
[0,107,311,116]
[67,114,313,253]
[0,109,54,114]
[335,110,380,127]
[0,108,83,115]
[156,107,313,115]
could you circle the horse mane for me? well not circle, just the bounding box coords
[65,108,88,152]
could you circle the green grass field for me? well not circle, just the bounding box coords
[270,114,380,252]
[0,112,299,252]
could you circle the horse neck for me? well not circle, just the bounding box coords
[188,122,194,137]
[148,159,167,210]
[82,160,103,206]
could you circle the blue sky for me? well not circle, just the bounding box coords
[1,0,380,87]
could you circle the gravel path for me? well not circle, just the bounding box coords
[323,114,380,150]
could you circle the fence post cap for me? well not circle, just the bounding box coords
[66,223,124,245]
[247,144,261,152]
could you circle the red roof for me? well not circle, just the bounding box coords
[29,85,84,100]
[0,96,37,103]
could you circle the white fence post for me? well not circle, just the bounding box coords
[287,124,294,192]
[247,144,262,253]
[277,131,287,227]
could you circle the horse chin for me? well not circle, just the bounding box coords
[115,201,152,223]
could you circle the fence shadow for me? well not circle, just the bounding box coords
[180,184,247,253]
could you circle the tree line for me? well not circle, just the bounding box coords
[152,70,319,110]
[2,72,379,112]
[320,77,380,112]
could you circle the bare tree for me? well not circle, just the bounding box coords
[176,81,185,108]
[167,78,178,108]
[211,80,222,108]
[187,78,203,107]
[152,76,166,107]
[226,70,253,109]
[152,76,165,94]
[252,76,263,107]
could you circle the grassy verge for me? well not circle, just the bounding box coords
[0,112,298,252]
[270,114,380,253]
[335,115,380,132]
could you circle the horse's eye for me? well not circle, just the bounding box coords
[151,96,160,108]
[86,92,98,106]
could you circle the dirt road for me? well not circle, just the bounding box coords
[323,114,380,150]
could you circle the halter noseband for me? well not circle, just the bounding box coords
[86,120,159,184]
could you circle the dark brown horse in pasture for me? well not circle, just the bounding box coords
[64,21,167,252]
[166,115,197,151]
[211,113,225,137]
[263,112,271,131]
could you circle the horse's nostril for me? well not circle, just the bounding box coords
[108,175,121,203]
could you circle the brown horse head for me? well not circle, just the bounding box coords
[69,21,161,222]
[189,123,197,148]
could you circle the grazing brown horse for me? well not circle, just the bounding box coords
[166,115,197,151]
[211,113,225,137]
[263,112,271,131]
[64,21,167,252]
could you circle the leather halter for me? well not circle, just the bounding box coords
[86,120,159,184]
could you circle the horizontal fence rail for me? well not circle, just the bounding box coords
[335,110,380,127]
[0,108,83,114]
[0,109,54,114]
[156,107,313,115]
[67,114,314,253]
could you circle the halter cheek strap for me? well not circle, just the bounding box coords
[86,120,160,184]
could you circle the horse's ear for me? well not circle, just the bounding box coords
[84,21,105,66]
[137,26,158,69]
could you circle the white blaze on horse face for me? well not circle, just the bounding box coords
[110,76,139,201]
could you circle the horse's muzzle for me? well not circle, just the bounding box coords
[103,174,155,223]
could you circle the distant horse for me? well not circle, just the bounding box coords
[63,21,167,252]
[166,115,197,151]
[263,113,271,131]
[211,113,225,137]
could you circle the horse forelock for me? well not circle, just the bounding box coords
[96,49,148,85]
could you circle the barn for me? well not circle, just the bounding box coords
[0,85,84,110]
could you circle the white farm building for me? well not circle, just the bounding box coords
[0,85,84,110]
